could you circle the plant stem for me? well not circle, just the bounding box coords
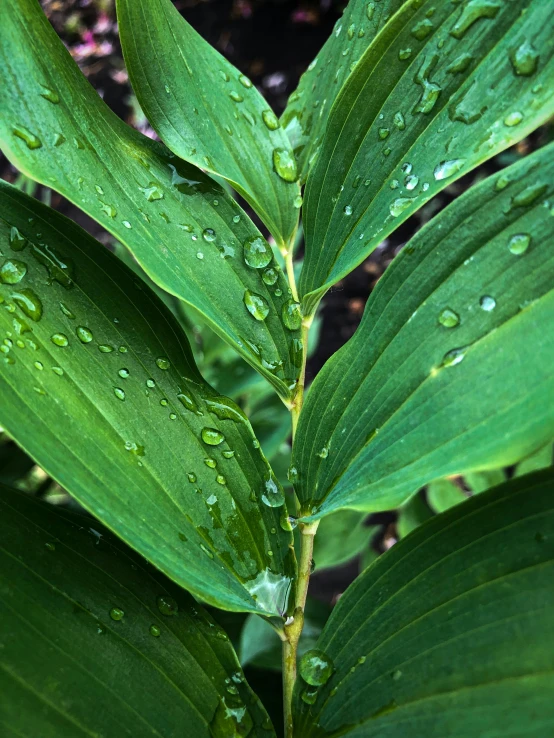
[282,520,319,738]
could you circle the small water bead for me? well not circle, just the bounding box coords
[243,236,272,269]
[390,197,416,217]
[76,326,93,343]
[411,18,434,40]
[149,625,161,637]
[508,233,531,255]
[110,607,124,621]
[0,259,27,285]
[299,649,334,686]
[202,228,216,242]
[196,252,204,260]
[222,450,235,459]
[392,669,402,680]
[393,111,406,130]
[45,541,56,551]
[156,357,170,370]
[13,125,42,149]
[122,221,132,229]
[262,268,279,286]
[201,427,225,446]
[511,184,547,209]
[239,74,253,88]
[405,175,419,190]
[273,148,298,182]
[510,41,539,77]
[51,333,69,347]
[98,344,114,353]
[200,543,214,559]
[244,290,269,321]
[301,686,319,705]
[52,366,64,376]
[229,91,244,103]
[205,458,217,469]
[294,195,303,209]
[378,128,390,140]
[118,368,130,379]
[216,474,227,485]
[10,227,27,251]
[34,361,44,371]
[261,474,285,508]
[438,308,460,328]
[433,159,466,181]
[232,214,241,224]
[262,109,280,130]
[156,594,178,616]
[344,204,353,216]
[480,295,496,312]
[282,300,302,331]
[139,182,164,202]
[160,399,169,407]
[39,86,59,104]
[504,111,524,127]
[398,48,412,60]
[441,346,467,368]
[113,387,126,401]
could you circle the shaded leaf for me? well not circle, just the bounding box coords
[313,510,378,570]
[0,486,275,737]
[465,468,506,494]
[426,478,466,513]
[396,491,433,538]
[294,144,554,518]
[515,443,553,477]
[281,0,406,182]
[293,469,554,737]
[117,0,300,248]
[300,0,554,311]
[0,0,300,399]
[0,181,294,616]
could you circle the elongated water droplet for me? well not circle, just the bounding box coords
[156,594,178,616]
[510,41,539,77]
[13,125,42,149]
[415,54,441,114]
[76,326,93,343]
[0,259,27,284]
[504,111,524,127]
[229,91,244,102]
[110,607,124,621]
[262,109,280,130]
[282,300,302,330]
[479,295,496,311]
[203,228,216,242]
[149,624,161,637]
[9,227,27,251]
[113,387,126,401]
[139,182,164,201]
[11,289,42,321]
[447,52,473,74]
[299,649,334,686]
[393,111,406,130]
[243,236,272,269]
[511,184,547,209]
[156,357,170,370]
[390,197,416,217]
[244,290,269,321]
[433,159,465,181]
[272,148,298,182]
[99,344,114,353]
[261,474,285,508]
[204,458,217,469]
[441,346,467,367]
[39,86,60,104]
[201,427,225,446]
[118,368,130,378]
[411,18,433,40]
[438,308,460,328]
[508,233,531,255]
[449,0,501,40]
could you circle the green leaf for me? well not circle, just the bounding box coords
[0,181,295,617]
[396,491,434,538]
[0,486,275,737]
[293,469,554,736]
[281,0,406,182]
[117,0,300,248]
[313,510,378,570]
[426,478,466,513]
[300,0,554,311]
[465,468,506,494]
[293,143,554,518]
[515,443,553,477]
[0,0,300,400]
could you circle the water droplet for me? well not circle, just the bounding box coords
[52,366,64,376]
[415,54,441,114]
[508,233,531,255]
[282,300,302,330]
[405,175,419,190]
[262,267,278,286]
[203,228,216,242]
[222,450,235,459]
[200,543,214,559]
[434,159,465,181]
[53,133,66,147]
[113,387,125,401]
[98,344,114,353]
[510,41,539,77]
[34,361,44,370]
[13,125,42,149]
[438,308,460,328]
[449,0,501,40]
[45,541,56,551]
[125,441,145,456]
[441,346,467,367]
[51,333,69,347]
[201,427,225,446]
[390,197,416,217]
[139,182,164,202]
[294,194,303,209]
[398,48,412,61]
[216,474,226,485]
[229,91,244,103]
[0,259,27,284]
[110,607,124,621]
[272,148,298,182]
[261,474,285,508]
[244,290,269,321]
[39,86,59,104]
[76,326,93,343]
[9,227,27,251]
[204,458,217,469]
[156,357,170,370]
[156,594,178,616]
[118,368,130,379]
[344,204,353,215]
[243,236,272,269]
[447,52,473,74]
[411,18,434,40]
[301,685,319,705]
[511,184,547,209]
[392,669,402,680]
[262,109,280,130]
[393,111,406,130]
[479,295,496,311]
[299,649,334,686]
[149,624,161,637]
[504,111,524,127]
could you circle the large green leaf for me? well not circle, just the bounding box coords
[313,510,378,571]
[293,469,554,736]
[0,181,295,617]
[117,0,300,249]
[281,0,406,182]
[293,144,554,518]
[300,0,554,312]
[0,0,300,400]
[0,486,275,737]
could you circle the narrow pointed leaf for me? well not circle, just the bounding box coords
[117,0,300,248]
[281,0,406,182]
[293,470,554,737]
[300,0,554,310]
[0,486,275,737]
[294,144,554,518]
[0,0,300,399]
[0,182,294,617]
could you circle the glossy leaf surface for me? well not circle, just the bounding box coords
[294,145,554,517]
[293,470,554,736]
[300,0,554,310]
[0,486,275,737]
[117,0,300,247]
[0,182,294,616]
[0,0,300,399]
[281,0,406,182]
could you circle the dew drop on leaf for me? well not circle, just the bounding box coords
[504,111,524,127]
[272,148,298,182]
[39,86,60,104]
[156,594,178,616]
[441,346,467,367]
[76,326,93,343]
[244,290,269,321]
[51,333,69,347]
[510,41,539,77]
[262,267,279,286]
[113,387,125,401]
[149,624,161,637]
[479,295,496,311]
[201,427,225,446]
[282,300,302,331]
[262,109,280,130]
[299,649,334,686]
[438,308,460,328]
[11,289,42,321]
[156,357,170,370]
[261,474,285,508]
[109,607,124,621]
[508,233,531,255]
[243,236,272,269]
[390,197,416,217]
[202,228,216,242]
[12,125,42,149]
[0,259,27,284]
[433,159,466,181]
